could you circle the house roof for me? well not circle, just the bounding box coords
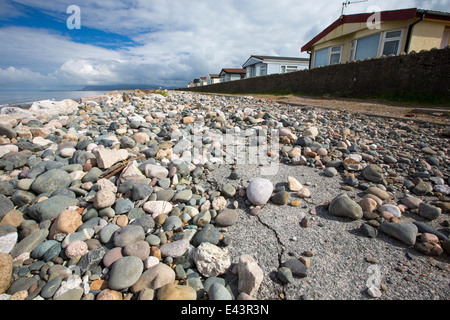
[220,68,246,74]
[208,74,220,77]
[243,55,309,67]
[251,55,309,62]
[301,8,450,52]
[200,77,207,80]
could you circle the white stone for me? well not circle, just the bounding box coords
[86,143,98,152]
[434,184,450,195]
[93,148,129,169]
[237,254,264,297]
[93,189,116,209]
[29,99,79,116]
[288,176,303,191]
[246,178,273,206]
[367,286,382,298]
[143,256,160,270]
[128,114,147,123]
[143,201,173,218]
[144,164,169,179]
[32,136,53,146]
[119,160,145,183]
[346,153,363,162]
[279,128,297,140]
[378,204,402,218]
[0,232,18,254]
[53,275,82,299]
[96,178,117,193]
[0,146,12,158]
[69,171,85,181]
[193,242,231,278]
[212,196,227,211]
[343,157,363,171]
[81,95,110,104]
[302,126,319,137]
[0,294,11,300]
[297,187,311,198]
[160,239,190,258]
[60,147,76,158]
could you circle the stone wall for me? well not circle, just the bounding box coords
[182,47,450,100]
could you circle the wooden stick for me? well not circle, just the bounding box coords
[99,154,144,180]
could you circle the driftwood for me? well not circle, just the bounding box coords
[98,154,145,180]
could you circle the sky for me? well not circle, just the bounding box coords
[0,0,448,91]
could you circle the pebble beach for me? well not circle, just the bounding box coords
[0,89,449,301]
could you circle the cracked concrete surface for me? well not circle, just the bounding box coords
[205,159,450,300]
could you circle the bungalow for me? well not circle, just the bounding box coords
[187,82,194,88]
[199,77,208,86]
[219,68,246,83]
[242,55,310,78]
[301,8,450,68]
[207,74,221,85]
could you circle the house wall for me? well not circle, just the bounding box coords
[410,20,449,52]
[267,63,280,75]
[246,61,309,78]
[182,46,450,101]
[310,18,450,65]
[230,74,243,81]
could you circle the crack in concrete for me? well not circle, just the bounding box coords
[254,212,287,298]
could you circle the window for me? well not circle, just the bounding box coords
[260,64,267,76]
[440,27,450,49]
[349,40,356,61]
[313,46,342,68]
[313,48,329,68]
[246,66,256,78]
[286,66,298,73]
[329,46,342,65]
[382,30,403,56]
[354,33,381,60]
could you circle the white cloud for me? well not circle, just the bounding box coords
[1,0,449,89]
[0,0,25,20]
[0,26,124,73]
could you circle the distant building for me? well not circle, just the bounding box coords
[199,77,208,86]
[193,79,201,87]
[242,55,310,78]
[187,82,194,88]
[207,74,221,85]
[302,8,450,68]
[219,68,246,83]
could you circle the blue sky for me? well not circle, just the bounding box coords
[0,0,448,91]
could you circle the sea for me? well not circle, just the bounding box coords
[0,91,108,107]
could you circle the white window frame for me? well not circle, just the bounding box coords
[312,48,328,68]
[441,27,450,49]
[285,65,298,73]
[352,33,382,61]
[260,64,267,76]
[328,45,342,65]
[350,29,404,61]
[312,46,342,68]
[381,29,403,56]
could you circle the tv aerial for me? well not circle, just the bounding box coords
[341,0,369,15]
